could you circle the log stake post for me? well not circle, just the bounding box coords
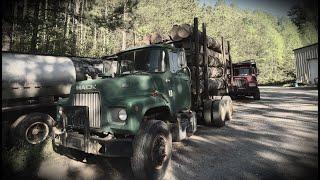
[194,17,200,109]
[221,37,227,93]
[227,41,233,87]
[202,23,209,100]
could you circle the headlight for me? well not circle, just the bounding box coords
[248,82,256,87]
[118,109,127,121]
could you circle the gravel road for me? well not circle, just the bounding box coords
[5,87,318,180]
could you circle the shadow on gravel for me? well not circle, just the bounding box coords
[168,88,318,180]
[67,155,133,180]
[2,140,48,180]
[171,123,318,180]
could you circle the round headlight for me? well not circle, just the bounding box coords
[118,109,127,121]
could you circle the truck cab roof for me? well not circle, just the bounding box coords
[102,44,180,61]
[233,59,256,67]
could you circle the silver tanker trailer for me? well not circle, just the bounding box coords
[2,52,110,145]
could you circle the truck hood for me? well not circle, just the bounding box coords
[71,75,156,102]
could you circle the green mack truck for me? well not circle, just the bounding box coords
[52,18,234,180]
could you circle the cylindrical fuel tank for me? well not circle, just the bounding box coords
[2,52,76,100]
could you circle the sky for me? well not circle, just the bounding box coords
[199,0,302,17]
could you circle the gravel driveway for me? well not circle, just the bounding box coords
[4,87,318,180]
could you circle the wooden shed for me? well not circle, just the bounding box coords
[293,43,318,85]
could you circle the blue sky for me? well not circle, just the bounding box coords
[199,0,301,17]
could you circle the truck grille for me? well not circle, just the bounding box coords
[234,79,246,88]
[72,92,101,128]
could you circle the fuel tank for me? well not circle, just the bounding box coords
[2,52,76,100]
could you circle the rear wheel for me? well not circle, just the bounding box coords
[222,96,233,121]
[131,120,172,180]
[211,100,226,127]
[203,99,227,127]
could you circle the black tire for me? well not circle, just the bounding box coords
[186,112,197,137]
[203,100,213,126]
[230,94,237,100]
[10,113,55,145]
[211,100,226,127]
[131,120,172,180]
[253,91,260,100]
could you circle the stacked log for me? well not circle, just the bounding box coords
[191,77,225,94]
[208,67,223,78]
[143,33,168,45]
[169,24,222,53]
[208,77,225,90]
[150,32,163,44]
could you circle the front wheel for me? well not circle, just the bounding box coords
[253,90,260,100]
[131,120,172,180]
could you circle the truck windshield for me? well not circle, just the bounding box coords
[117,48,166,74]
[234,67,252,76]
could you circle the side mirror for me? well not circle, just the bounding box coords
[256,68,259,75]
[178,49,187,69]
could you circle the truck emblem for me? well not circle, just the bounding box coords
[76,84,97,90]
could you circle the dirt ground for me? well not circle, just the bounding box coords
[3,86,318,180]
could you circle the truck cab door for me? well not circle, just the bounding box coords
[168,49,191,112]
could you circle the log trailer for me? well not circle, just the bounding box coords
[52,17,234,180]
[2,52,109,146]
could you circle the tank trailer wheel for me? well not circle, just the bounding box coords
[131,120,172,180]
[11,113,55,145]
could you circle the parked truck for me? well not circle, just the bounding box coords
[230,60,260,100]
[2,52,107,146]
[52,18,234,180]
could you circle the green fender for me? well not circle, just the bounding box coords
[110,95,171,134]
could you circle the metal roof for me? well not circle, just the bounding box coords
[293,43,318,51]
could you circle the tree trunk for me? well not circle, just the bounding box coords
[103,29,106,52]
[2,21,11,51]
[71,0,80,55]
[43,0,48,49]
[122,31,126,50]
[93,25,97,50]
[23,0,28,19]
[31,0,40,53]
[10,1,18,50]
[121,3,127,50]
[64,1,70,40]
[80,0,84,46]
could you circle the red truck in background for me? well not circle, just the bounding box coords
[230,60,260,100]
